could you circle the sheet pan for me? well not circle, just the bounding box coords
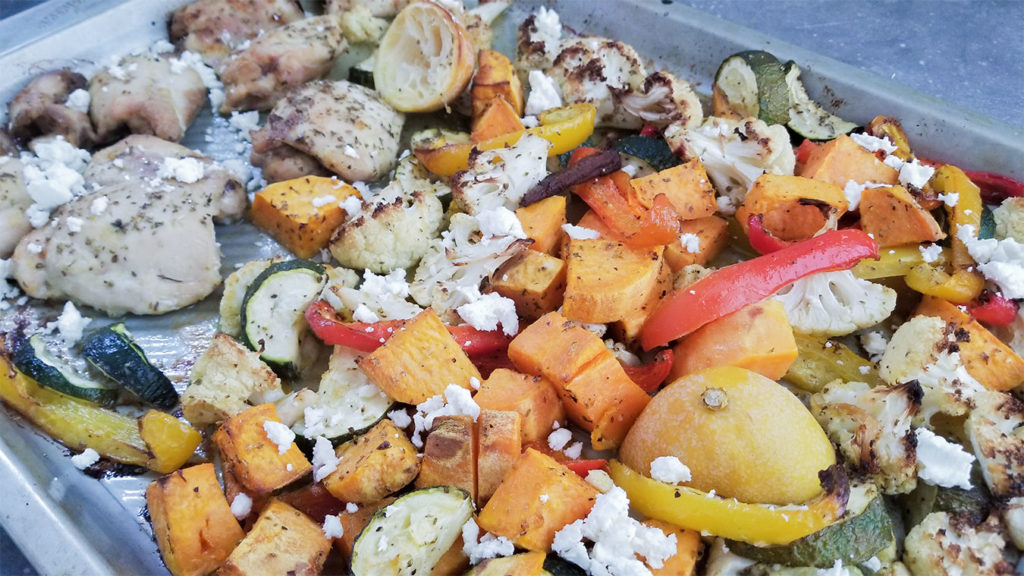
[0,0,1022,573]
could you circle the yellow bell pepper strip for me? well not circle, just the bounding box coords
[851,243,948,279]
[866,116,914,161]
[413,103,597,178]
[609,460,849,545]
[138,410,203,474]
[905,264,986,305]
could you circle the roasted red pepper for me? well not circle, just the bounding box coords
[304,300,512,356]
[746,214,795,255]
[640,229,880,350]
[622,349,674,393]
[564,458,609,477]
[967,290,1020,327]
[794,139,821,165]
[639,124,661,138]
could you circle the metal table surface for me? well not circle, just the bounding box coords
[0,0,1022,574]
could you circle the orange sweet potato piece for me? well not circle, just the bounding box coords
[478,448,599,552]
[491,250,567,321]
[335,497,396,562]
[508,311,608,385]
[466,551,547,575]
[472,97,525,142]
[798,134,899,188]
[663,215,730,272]
[613,257,671,344]
[629,158,717,220]
[916,296,1024,391]
[477,409,523,505]
[562,238,664,324]
[566,352,651,450]
[644,520,703,576]
[322,419,420,504]
[415,414,478,502]
[212,403,312,494]
[474,368,566,444]
[359,308,482,404]
[471,49,524,118]
[736,174,848,241]
[859,185,945,247]
[517,195,567,256]
[670,299,798,381]
[218,499,331,576]
[432,534,472,576]
[250,175,360,258]
[221,461,269,527]
[146,463,245,576]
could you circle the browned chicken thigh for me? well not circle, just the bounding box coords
[8,70,96,148]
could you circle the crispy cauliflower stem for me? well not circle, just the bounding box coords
[879,315,984,424]
[966,390,1024,498]
[329,189,444,273]
[664,116,795,214]
[452,132,550,214]
[903,512,1015,576]
[810,380,922,495]
[772,269,897,337]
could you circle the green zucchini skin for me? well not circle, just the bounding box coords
[11,334,119,404]
[612,135,681,172]
[82,323,178,409]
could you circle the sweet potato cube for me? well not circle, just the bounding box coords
[916,296,1024,391]
[630,158,717,220]
[508,311,607,385]
[218,499,331,576]
[221,461,269,526]
[212,403,312,494]
[472,97,525,142]
[644,520,703,576]
[736,174,848,241]
[432,534,471,576]
[146,463,244,576]
[798,134,899,188]
[670,300,798,381]
[416,415,478,502]
[664,215,730,272]
[613,258,671,344]
[859,185,945,247]
[562,238,664,324]
[475,368,566,444]
[467,551,547,575]
[491,250,567,321]
[250,175,361,258]
[322,419,420,503]
[359,308,482,404]
[477,409,523,505]
[334,497,396,562]
[565,353,651,450]
[517,195,567,256]
[478,448,598,552]
[138,410,202,474]
[472,49,524,118]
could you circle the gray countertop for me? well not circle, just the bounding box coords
[1,0,1021,574]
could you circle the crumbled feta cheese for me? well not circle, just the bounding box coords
[521,115,540,129]
[896,159,935,190]
[563,441,583,459]
[322,514,344,539]
[957,224,1024,299]
[70,448,100,470]
[312,194,338,209]
[849,133,898,155]
[561,223,601,240]
[107,64,129,80]
[263,420,296,454]
[916,428,974,489]
[863,557,883,572]
[20,137,91,227]
[312,436,341,482]
[343,144,360,159]
[476,207,526,239]
[919,243,943,263]
[937,191,959,207]
[860,329,889,363]
[456,290,519,337]
[64,89,90,114]
[525,69,564,116]
[230,493,253,519]
[49,301,91,347]
[352,303,380,323]
[388,408,412,428]
[552,487,677,575]
[679,233,701,254]
[410,385,480,447]
[227,111,260,140]
[158,157,206,184]
[818,559,852,576]
[841,180,887,212]
[548,428,572,451]
[462,518,515,564]
[341,195,363,217]
[715,194,737,215]
[650,456,692,484]
[859,365,871,375]
[65,216,84,233]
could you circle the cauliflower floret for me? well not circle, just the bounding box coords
[338,5,388,44]
[993,197,1024,243]
[181,333,284,427]
[879,315,984,424]
[1004,496,1024,549]
[664,116,795,214]
[329,189,444,273]
[810,380,922,495]
[616,71,703,131]
[903,512,1014,576]
[515,7,564,71]
[391,153,451,199]
[965,389,1024,498]
[324,268,423,323]
[452,133,550,214]
[772,269,897,337]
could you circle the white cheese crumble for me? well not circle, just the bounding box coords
[679,233,701,254]
[563,441,583,459]
[548,428,572,451]
[263,420,295,454]
[322,514,344,539]
[312,436,341,482]
[849,133,898,155]
[351,303,379,323]
[227,111,260,140]
[956,224,1024,299]
[49,301,91,347]
[64,89,91,114]
[937,191,959,207]
[64,216,83,233]
[70,448,100,470]
[650,456,692,484]
[158,157,206,184]
[388,407,412,428]
[340,195,363,218]
[841,180,886,212]
[818,559,852,576]
[346,502,359,514]
[526,69,564,116]
[456,290,519,337]
[915,428,974,489]
[562,223,601,240]
[410,385,481,448]
[860,329,889,363]
[462,518,515,564]
[343,144,360,159]
[552,487,677,575]
[21,137,91,227]
[477,206,526,239]
[230,493,253,519]
[919,243,943,263]
[311,194,338,209]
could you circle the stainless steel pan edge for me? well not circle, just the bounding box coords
[1,0,1022,574]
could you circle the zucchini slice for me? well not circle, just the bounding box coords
[350,486,473,575]
[240,259,327,378]
[727,483,894,567]
[782,61,858,140]
[349,52,376,89]
[612,134,681,173]
[293,347,394,442]
[11,334,119,404]
[82,323,178,409]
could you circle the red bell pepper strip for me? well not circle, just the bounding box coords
[746,214,796,255]
[304,300,512,356]
[640,124,661,138]
[640,229,880,350]
[967,290,1020,327]
[622,349,674,393]
[794,139,820,165]
[564,458,609,478]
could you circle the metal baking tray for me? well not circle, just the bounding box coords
[1,0,1022,574]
